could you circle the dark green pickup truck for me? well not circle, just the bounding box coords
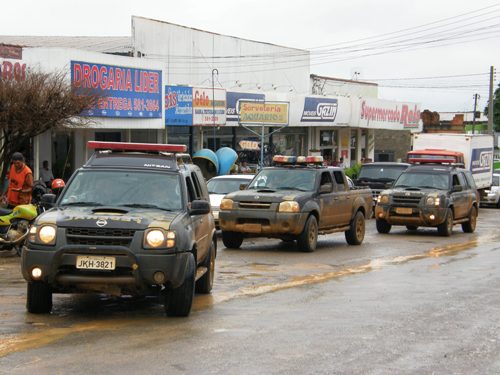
[219,164,372,252]
[375,164,479,236]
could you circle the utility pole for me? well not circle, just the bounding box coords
[487,66,495,134]
[472,93,480,134]
[212,68,218,151]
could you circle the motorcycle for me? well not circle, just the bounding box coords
[0,203,38,256]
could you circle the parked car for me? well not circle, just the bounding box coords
[480,173,500,208]
[207,174,255,227]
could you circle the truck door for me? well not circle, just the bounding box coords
[318,171,335,228]
[451,173,467,219]
[186,173,210,263]
[332,171,352,225]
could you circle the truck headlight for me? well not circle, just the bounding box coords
[425,197,440,206]
[33,225,56,245]
[378,195,389,204]
[144,229,175,249]
[220,198,234,210]
[278,201,300,213]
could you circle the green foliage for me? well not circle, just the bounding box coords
[484,83,500,132]
[344,163,362,178]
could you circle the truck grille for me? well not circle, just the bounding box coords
[66,228,136,246]
[239,201,272,209]
[392,195,422,206]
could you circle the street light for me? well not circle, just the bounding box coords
[212,68,218,151]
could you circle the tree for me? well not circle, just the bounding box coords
[484,83,500,132]
[0,69,97,190]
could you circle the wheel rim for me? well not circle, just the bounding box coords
[470,208,477,229]
[356,216,365,240]
[309,220,318,247]
[447,211,453,232]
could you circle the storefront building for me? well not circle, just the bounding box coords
[1,16,422,180]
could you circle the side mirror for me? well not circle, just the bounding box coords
[452,185,463,192]
[319,183,333,194]
[40,193,57,209]
[239,183,249,190]
[190,199,210,215]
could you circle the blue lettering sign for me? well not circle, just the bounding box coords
[301,97,338,123]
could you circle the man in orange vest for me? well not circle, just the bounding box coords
[5,152,33,207]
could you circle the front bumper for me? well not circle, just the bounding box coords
[219,210,308,236]
[21,245,191,292]
[375,204,447,226]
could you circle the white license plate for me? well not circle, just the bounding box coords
[395,207,413,215]
[76,255,116,270]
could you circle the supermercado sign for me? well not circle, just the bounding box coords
[358,99,421,130]
[238,101,289,125]
[71,61,162,118]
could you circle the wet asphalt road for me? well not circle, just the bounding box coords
[0,208,499,374]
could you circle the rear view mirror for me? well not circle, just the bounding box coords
[190,200,210,215]
[239,183,248,190]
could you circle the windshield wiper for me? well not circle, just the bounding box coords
[121,203,173,211]
[61,201,102,206]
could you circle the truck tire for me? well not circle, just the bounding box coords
[297,215,318,252]
[195,240,216,294]
[27,282,52,314]
[345,211,365,245]
[222,231,244,249]
[376,219,391,234]
[461,206,477,233]
[437,208,453,236]
[166,253,195,317]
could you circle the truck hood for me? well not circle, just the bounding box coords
[37,206,178,230]
[225,189,308,203]
[382,187,443,197]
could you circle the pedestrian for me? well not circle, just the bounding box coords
[4,152,33,208]
[339,157,347,168]
[240,161,250,174]
[40,160,54,187]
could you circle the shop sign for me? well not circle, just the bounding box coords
[301,97,338,123]
[238,101,289,125]
[0,59,26,81]
[359,99,421,129]
[192,87,226,126]
[165,85,193,126]
[71,60,162,118]
[239,140,260,150]
[226,92,265,123]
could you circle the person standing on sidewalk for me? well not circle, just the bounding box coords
[4,152,33,208]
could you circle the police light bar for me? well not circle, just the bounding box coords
[305,155,323,164]
[273,155,297,164]
[88,141,187,153]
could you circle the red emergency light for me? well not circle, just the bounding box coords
[88,141,187,153]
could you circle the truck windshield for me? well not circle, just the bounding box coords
[394,172,449,190]
[248,169,317,191]
[358,165,408,181]
[59,170,183,210]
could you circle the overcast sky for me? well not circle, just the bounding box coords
[1,0,499,113]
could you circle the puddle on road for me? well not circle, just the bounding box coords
[1,235,495,358]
